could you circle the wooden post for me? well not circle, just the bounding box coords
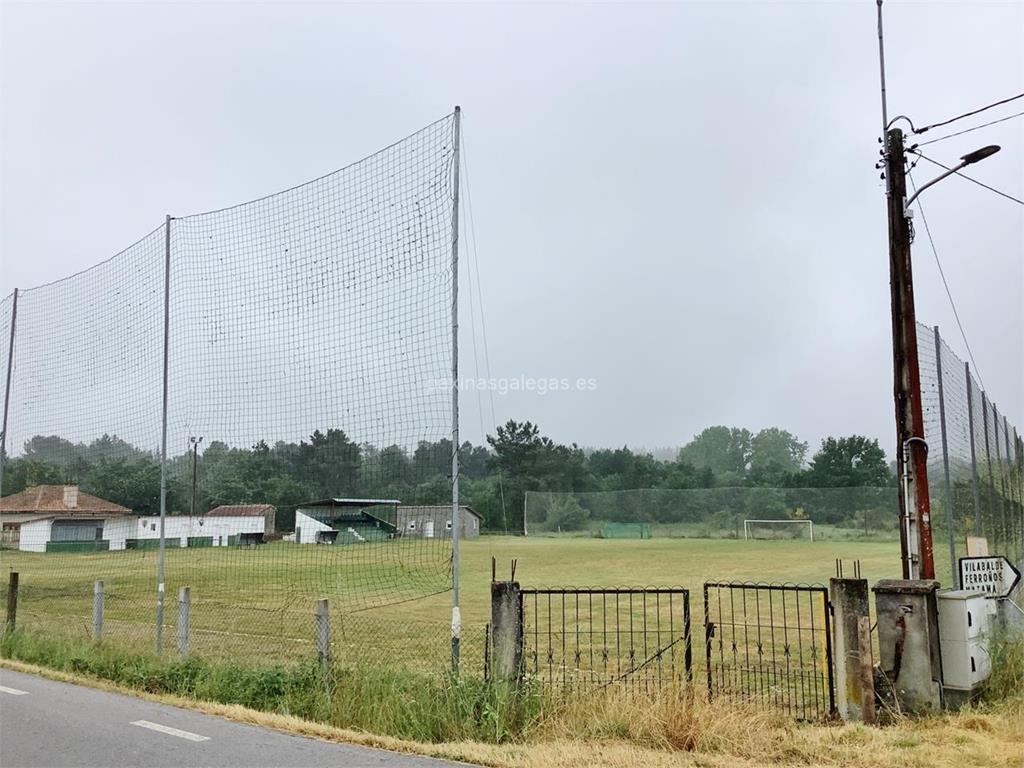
[315,598,330,667]
[93,580,104,642]
[857,616,876,724]
[177,586,190,658]
[5,572,17,633]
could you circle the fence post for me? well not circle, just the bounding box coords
[1000,415,1016,565]
[315,598,330,668]
[490,581,522,682]
[5,572,17,633]
[1016,432,1024,562]
[965,363,983,537]
[829,578,871,721]
[933,327,956,585]
[177,586,190,658]
[93,580,104,642]
[982,393,996,541]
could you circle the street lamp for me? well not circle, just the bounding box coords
[905,145,1001,210]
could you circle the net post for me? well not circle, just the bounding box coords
[1004,417,1018,564]
[993,406,1009,556]
[965,363,982,535]
[810,520,814,543]
[156,214,171,655]
[982,392,995,540]
[0,288,18,498]
[933,327,956,585]
[450,106,462,672]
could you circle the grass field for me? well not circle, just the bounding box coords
[4,536,1024,768]
[2,535,903,673]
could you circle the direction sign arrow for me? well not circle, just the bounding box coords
[959,556,1022,598]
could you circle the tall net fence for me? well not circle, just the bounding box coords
[918,322,1024,588]
[1,112,472,673]
[525,487,900,541]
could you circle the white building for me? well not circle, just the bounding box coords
[104,512,265,550]
[0,485,130,552]
[0,485,268,552]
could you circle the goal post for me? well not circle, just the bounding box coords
[743,519,815,542]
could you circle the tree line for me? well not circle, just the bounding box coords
[1,423,893,531]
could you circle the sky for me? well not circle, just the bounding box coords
[1,1,1021,460]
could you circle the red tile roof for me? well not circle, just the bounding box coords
[206,504,276,517]
[0,485,131,516]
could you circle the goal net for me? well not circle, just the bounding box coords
[743,519,814,541]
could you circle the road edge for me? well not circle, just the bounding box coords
[0,658,489,767]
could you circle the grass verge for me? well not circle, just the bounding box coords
[3,629,1023,768]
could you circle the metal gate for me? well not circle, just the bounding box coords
[520,587,691,693]
[704,582,835,720]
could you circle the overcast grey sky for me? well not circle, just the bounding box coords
[1,1,1021,458]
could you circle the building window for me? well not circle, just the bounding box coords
[446,520,452,530]
[150,523,156,531]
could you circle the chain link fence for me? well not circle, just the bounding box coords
[1,112,471,674]
[918,322,1024,587]
[525,487,900,541]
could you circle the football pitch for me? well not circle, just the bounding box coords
[2,535,904,672]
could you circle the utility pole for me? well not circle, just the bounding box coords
[884,127,935,580]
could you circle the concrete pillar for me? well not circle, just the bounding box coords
[873,579,943,714]
[315,598,330,668]
[829,578,874,722]
[490,581,522,682]
[93,581,104,642]
[176,586,190,658]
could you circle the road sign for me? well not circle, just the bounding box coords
[959,556,1021,598]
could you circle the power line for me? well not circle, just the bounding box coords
[916,110,1024,147]
[915,92,1024,134]
[910,151,1024,207]
[907,170,986,392]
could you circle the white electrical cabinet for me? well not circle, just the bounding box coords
[936,590,991,691]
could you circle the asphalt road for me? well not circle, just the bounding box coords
[0,668,465,768]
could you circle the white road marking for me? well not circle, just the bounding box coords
[130,720,210,742]
[0,685,29,696]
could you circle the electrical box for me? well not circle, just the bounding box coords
[936,589,991,691]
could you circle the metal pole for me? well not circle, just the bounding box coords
[1005,418,1018,564]
[156,215,171,654]
[1016,430,1024,563]
[93,581,104,642]
[1016,431,1024,563]
[933,327,956,585]
[995,411,1010,560]
[981,393,996,543]
[965,363,983,536]
[0,288,19,499]
[449,106,462,671]
[885,128,934,579]
[190,439,198,517]
[876,0,889,140]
